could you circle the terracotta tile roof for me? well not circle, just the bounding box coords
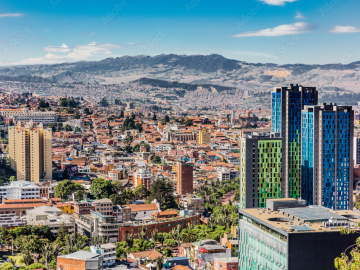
[130,250,163,261]
[124,203,159,212]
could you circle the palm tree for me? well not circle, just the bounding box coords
[151,229,159,247]
[156,256,164,270]
[23,250,34,266]
[181,230,197,243]
[208,216,216,230]
[140,225,147,240]
[157,233,165,247]
[125,233,134,250]
[42,243,52,269]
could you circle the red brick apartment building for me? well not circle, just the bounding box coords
[176,162,194,195]
[118,213,200,242]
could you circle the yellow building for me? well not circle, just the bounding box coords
[199,129,211,145]
[8,121,52,182]
[56,203,74,214]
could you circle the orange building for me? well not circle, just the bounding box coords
[133,168,152,190]
[176,162,194,195]
[57,250,103,270]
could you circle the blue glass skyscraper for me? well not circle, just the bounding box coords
[271,84,318,199]
[301,103,354,210]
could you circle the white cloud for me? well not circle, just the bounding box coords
[89,32,96,36]
[295,11,305,19]
[5,42,125,65]
[0,13,24,18]
[233,22,313,37]
[328,25,360,33]
[260,0,297,6]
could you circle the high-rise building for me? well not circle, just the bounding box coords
[354,134,360,165]
[8,121,52,182]
[176,162,193,195]
[271,84,318,199]
[239,132,283,208]
[199,128,211,145]
[301,103,353,210]
[239,198,360,270]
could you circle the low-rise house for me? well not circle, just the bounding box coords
[124,203,160,220]
[214,258,238,270]
[27,205,75,237]
[57,250,103,270]
[90,243,116,267]
[179,194,205,212]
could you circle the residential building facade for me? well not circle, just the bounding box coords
[240,132,283,208]
[301,104,354,210]
[271,84,318,199]
[8,121,52,182]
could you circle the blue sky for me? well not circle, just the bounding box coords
[0,0,360,65]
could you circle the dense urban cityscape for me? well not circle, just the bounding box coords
[1,0,360,270]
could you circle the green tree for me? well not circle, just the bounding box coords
[74,126,80,132]
[64,124,72,131]
[54,180,78,200]
[135,122,143,133]
[84,107,91,115]
[164,247,173,257]
[74,111,81,119]
[90,178,115,199]
[152,113,157,121]
[112,180,124,193]
[152,155,161,164]
[134,184,150,200]
[109,194,124,205]
[148,178,177,210]
[9,176,16,181]
[120,110,124,118]
[99,98,109,107]
[156,256,164,270]
[185,119,193,126]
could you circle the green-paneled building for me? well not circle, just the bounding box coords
[240,132,283,209]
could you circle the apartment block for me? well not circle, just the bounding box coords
[133,168,152,190]
[238,198,360,270]
[199,128,211,145]
[271,84,318,199]
[8,121,52,182]
[301,103,353,210]
[240,132,283,208]
[179,194,204,212]
[177,162,194,195]
[0,181,40,200]
[57,251,103,270]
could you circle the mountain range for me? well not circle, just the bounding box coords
[0,54,360,104]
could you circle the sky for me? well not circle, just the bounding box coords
[0,0,360,66]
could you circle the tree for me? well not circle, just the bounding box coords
[151,229,159,246]
[148,178,177,210]
[74,126,80,132]
[112,180,124,193]
[54,180,78,200]
[134,184,150,200]
[164,247,173,257]
[124,133,133,146]
[99,98,109,107]
[109,194,124,205]
[135,122,143,133]
[74,111,81,119]
[152,113,157,121]
[84,107,91,115]
[157,233,165,247]
[152,155,161,164]
[164,115,170,123]
[120,110,124,118]
[64,124,72,131]
[9,176,16,181]
[125,233,134,251]
[90,178,115,199]
[155,256,164,270]
[185,119,193,126]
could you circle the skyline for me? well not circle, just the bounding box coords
[0,0,359,66]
